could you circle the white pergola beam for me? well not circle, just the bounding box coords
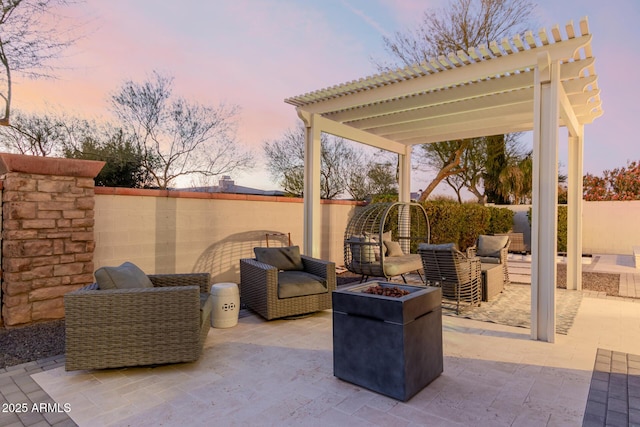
[306,111,407,154]
[356,88,534,132]
[330,72,535,123]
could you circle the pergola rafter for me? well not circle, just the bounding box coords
[286,17,603,343]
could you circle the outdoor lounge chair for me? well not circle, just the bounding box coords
[467,234,510,287]
[64,262,212,371]
[418,243,481,314]
[240,246,336,320]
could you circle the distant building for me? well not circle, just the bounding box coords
[180,176,286,197]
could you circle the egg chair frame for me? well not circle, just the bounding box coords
[343,202,430,283]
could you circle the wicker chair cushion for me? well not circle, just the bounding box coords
[384,240,404,257]
[95,262,153,290]
[384,254,422,277]
[254,246,304,271]
[476,235,509,257]
[277,271,327,299]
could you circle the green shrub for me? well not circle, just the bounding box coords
[486,207,514,234]
[557,205,567,253]
[421,201,513,251]
[526,206,567,253]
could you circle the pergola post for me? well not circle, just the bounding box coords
[567,130,584,290]
[301,112,322,258]
[531,52,559,343]
[398,146,412,203]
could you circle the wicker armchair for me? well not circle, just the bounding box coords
[418,243,481,314]
[240,246,336,320]
[467,234,510,287]
[64,272,212,371]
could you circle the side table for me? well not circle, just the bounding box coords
[480,264,503,302]
[210,282,239,328]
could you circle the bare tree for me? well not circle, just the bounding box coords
[0,0,82,125]
[263,124,378,199]
[0,109,66,155]
[345,156,397,201]
[376,0,536,202]
[110,71,254,189]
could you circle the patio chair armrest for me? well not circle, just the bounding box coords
[467,246,477,258]
[239,258,279,296]
[301,256,337,291]
[148,273,211,294]
[498,247,509,263]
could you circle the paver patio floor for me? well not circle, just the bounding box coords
[29,293,640,427]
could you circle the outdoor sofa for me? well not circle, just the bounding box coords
[64,262,212,371]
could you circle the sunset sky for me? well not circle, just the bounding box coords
[12,0,640,195]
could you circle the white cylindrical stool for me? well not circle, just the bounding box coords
[210,282,239,328]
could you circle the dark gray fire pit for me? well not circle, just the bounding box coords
[332,282,443,401]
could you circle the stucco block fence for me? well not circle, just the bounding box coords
[1,153,638,327]
[0,153,360,327]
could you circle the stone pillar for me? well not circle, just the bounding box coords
[0,153,104,327]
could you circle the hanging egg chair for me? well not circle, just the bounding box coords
[343,202,430,283]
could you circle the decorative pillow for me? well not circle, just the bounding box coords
[95,262,153,290]
[348,235,376,263]
[254,246,304,271]
[476,235,509,258]
[384,240,404,257]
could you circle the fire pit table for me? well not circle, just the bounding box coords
[332,282,443,401]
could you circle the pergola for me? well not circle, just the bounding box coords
[285,17,602,342]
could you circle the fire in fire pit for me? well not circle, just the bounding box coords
[363,285,410,298]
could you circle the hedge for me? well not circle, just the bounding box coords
[421,201,513,251]
[526,205,567,252]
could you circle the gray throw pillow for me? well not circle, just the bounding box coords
[254,246,304,271]
[95,262,153,290]
[384,240,404,257]
[476,235,509,258]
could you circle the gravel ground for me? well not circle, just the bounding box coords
[0,269,622,370]
[0,320,65,369]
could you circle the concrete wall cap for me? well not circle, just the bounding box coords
[0,152,105,178]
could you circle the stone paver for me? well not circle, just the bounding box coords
[0,356,76,427]
[583,348,640,427]
[2,253,640,427]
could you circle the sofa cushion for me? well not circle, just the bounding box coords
[254,246,304,271]
[277,271,327,299]
[95,262,153,290]
[384,240,404,257]
[476,235,509,258]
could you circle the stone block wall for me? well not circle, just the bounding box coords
[0,154,104,327]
